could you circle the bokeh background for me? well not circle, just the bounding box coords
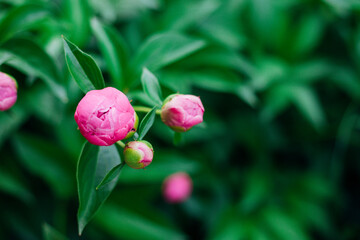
[1,0,360,239]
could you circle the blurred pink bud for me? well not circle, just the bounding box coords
[163,172,193,203]
[74,87,135,146]
[161,94,204,132]
[123,140,154,169]
[0,72,18,111]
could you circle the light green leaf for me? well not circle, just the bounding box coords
[190,70,258,107]
[77,142,121,235]
[63,37,105,93]
[141,68,163,105]
[132,32,206,72]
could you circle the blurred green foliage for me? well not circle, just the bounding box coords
[1,0,360,239]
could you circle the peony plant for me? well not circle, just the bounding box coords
[63,37,204,235]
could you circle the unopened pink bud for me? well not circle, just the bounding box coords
[162,172,193,203]
[74,87,135,146]
[161,94,204,132]
[123,140,153,169]
[0,72,18,111]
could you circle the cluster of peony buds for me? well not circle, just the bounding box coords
[73,86,200,204]
[74,87,204,173]
[0,72,18,111]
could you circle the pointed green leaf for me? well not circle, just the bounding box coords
[63,37,105,93]
[141,68,163,106]
[77,142,121,235]
[96,163,125,190]
[137,106,157,140]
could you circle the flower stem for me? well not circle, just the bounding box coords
[116,141,126,148]
[133,106,161,115]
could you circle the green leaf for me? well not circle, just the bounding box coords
[63,0,91,47]
[0,38,67,102]
[132,32,206,72]
[0,4,49,44]
[291,13,323,58]
[91,18,128,89]
[11,133,74,198]
[63,37,105,93]
[0,105,28,148]
[43,223,68,240]
[0,168,34,203]
[263,207,309,240]
[96,163,125,190]
[94,204,186,240]
[190,70,258,107]
[290,85,326,131]
[172,46,256,77]
[160,0,220,31]
[137,106,157,140]
[141,68,163,106]
[77,142,121,235]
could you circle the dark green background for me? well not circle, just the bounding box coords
[0,0,360,239]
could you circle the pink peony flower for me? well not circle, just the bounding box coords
[0,72,18,111]
[161,94,204,132]
[74,87,135,146]
[162,172,193,203]
[123,140,153,169]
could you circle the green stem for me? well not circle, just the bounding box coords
[116,141,126,148]
[133,106,161,115]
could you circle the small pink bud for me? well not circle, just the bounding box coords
[161,94,204,132]
[123,140,153,169]
[0,72,18,111]
[162,172,193,203]
[74,87,135,146]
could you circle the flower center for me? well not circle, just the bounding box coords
[96,108,110,120]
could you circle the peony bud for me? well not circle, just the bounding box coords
[74,87,135,146]
[123,140,153,169]
[162,172,192,203]
[0,72,18,111]
[161,94,204,132]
